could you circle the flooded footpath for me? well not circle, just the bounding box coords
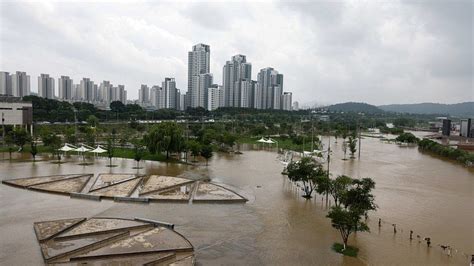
[0,135,473,265]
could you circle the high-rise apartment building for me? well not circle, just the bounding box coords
[207,84,224,111]
[192,73,213,108]
[0,72,12,96]
[80,78,96,102]
[139,84,149,104]
[38,74,55,99]
[188,44,211,108]
[257,67,283,109]
[162,78,177,109]
[58,76,73,100]
[222,55,252,107]
[11,71,30,97]
[281,92,292,111]
[98,80,112,103]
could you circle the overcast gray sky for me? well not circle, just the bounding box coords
[0,0,472,105]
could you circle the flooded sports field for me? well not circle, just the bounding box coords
[0,135,473,265]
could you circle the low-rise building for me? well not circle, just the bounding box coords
[0,96,33,134]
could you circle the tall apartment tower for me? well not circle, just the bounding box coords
[162,77,177,109]
[139,84,149,104]
[257,67,283,109]
[99,80,112,103]
[281,92,292,111]
[188,43,210,108]
[222,54,252,107]
[11,71,30,97]
[80,78,96,102]
[192,73,213,108]
[0,71,12,96]
[38,74,55,99]
[58,76,73,100]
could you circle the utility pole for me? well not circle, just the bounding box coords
[311,117,314,152]
[326,135,331,206]
[358,125,361,159]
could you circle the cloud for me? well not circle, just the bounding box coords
[0,0,472,105]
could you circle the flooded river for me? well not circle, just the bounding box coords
[0,135,473,265]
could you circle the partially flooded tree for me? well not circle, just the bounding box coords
[287,157,325,199]
[348,136,357,158]
[132,139,144,169]
[30,138,38,162]
[200,145,213,166]
[327,206,369,251]
[327,177,377,252]
[106,137,114,167]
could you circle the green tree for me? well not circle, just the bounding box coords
[132,139,144,169]
[143,122,184,159]
[4,132,14,160]
[8,127,31,151]
[106,137,114,166]
[348,136,357,158]
[326,206,369,250]
[200,145,213,166]
[286,157,324,199]
[395,132,419,144]
[326,177,376,251]
[330,175,353,207]
[87,115,99,127]
[187,140,201,162]
[30,139,38,162]
[49,134,62,162]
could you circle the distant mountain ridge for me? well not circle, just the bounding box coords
[378,102,474,116]
[326,102,383,113]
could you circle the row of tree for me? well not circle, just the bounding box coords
[286,157,376,251]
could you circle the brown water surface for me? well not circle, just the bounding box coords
[0,135,472,265]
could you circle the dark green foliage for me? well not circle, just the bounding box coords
[395,132,419,143]
[200,145,213,166]
[326,177,376,251]
[287,157,327,198]
[379,126,404,135]
[418,139,474,165]
[143,122,184,159]
[327,102,383,114]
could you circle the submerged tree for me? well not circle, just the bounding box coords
[132,139,144,169]
[348,136,357,158]
[200,145,213,166]
[287,157,326,199]
[106,137,114,166]
[327,206,369,251]
[326,177,377,252]
[30,139,38,162]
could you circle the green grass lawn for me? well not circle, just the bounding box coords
[332,243,359,257]
[0,145,174,163]
[238,136,315,152]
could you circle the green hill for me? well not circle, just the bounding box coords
[327,102,383,114]
[378,102,474,116]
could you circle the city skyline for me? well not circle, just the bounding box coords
[0,1,472,105]
[1,42,293,111]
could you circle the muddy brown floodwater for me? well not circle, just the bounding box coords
[0,134,473,265]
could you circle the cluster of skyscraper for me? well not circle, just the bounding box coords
[139,43,293,111]
[1,43,294,111]
[0,71,127,106]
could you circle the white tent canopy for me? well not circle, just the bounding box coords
[257,137,267,143]
[74,145,91,152]
[90,145,107,154]
[58,143,76,152]
[264,139,275,144]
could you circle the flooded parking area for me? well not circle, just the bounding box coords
[0,135,473,265]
